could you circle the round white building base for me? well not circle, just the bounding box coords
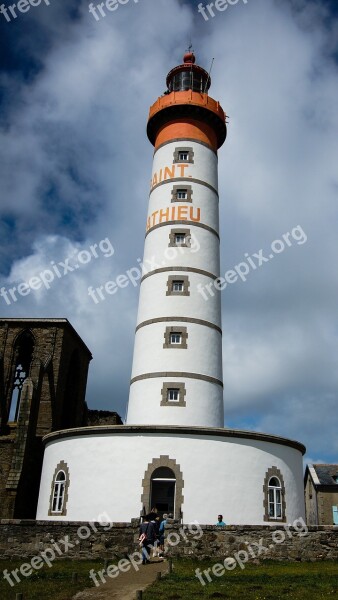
[37,426,305,525]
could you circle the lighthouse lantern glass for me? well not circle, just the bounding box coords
[168,71,208,93]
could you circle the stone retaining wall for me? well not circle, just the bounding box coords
[164,523,338,562]
[0,520,137,561]
[0,520,337,562]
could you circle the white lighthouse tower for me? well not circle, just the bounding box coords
[37,52,306,526]
[126,51,226,427]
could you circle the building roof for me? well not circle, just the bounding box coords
[42,425,306,454]
[0,318,92,358]
[307,464,338,486]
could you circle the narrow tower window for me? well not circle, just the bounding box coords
[172,185,193,203]
[169,229,191,248]
[173,281,184,292]
[170,333,182,345]
[173,147,194,164]
[175,233,185,245]
[168,388,180,401]
[161,383,186,407]
[166,275,190,296]
[163,327,188,349]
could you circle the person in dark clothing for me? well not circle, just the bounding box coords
[139,515,157,564]
[158,513,167,555]
[153,515,162,557]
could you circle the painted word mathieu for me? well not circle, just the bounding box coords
[146,206,201,231]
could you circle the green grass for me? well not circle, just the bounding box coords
[1,558,337,600]
[144,559,338,600]
[0,559,99,600]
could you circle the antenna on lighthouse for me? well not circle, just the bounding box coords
[186,40,194,89]
[204,58,214,93]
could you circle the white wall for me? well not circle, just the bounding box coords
[127,379,224,426]
[131,323,222,378]
[37,431,305,526]
[136,271,221,326]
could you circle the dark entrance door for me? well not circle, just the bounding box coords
[150,467,176,515]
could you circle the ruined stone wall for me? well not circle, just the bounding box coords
[86,410,123,426]
[0,436,15,519]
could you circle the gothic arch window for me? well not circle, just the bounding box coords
[141,456,184,520]
[48,461,70,516]
[9,330,34,422]
[263,466,286,522]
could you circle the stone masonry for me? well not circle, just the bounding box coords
[0,521,336,562]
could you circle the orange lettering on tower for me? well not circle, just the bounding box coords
[159,208,170,223]
[190,207,201,222]
[178,164,190,177]
[177,206,188,220]
[164,166,176,179]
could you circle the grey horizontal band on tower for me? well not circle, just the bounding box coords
[153,137,218,156]
[145,220,220,240]
[136,317,222,334]
[150,177,219,197]
[130,372,224,388]
[141,266,218,283]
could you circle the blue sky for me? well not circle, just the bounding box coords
[0,0,338,465]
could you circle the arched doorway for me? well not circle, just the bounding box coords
[141,455,184,520]
[150,467,176,515]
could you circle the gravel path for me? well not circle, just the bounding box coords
[72,558,168,600]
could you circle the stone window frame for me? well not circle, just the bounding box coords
[141,455,184,520]
[48,460,70,517]
[161,382,186,407]
[169,228,191,248]
[263,466,286,523]
[173,146,195,164]
[166,275,190,297]
[163,326,188,349]
[171,184,193,203]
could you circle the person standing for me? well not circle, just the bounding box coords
[139,515,157,564]
[216,514,226,526]
[158,513,167,556]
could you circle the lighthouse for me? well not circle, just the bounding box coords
[37,52,306,526]
[126,51,227,427]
